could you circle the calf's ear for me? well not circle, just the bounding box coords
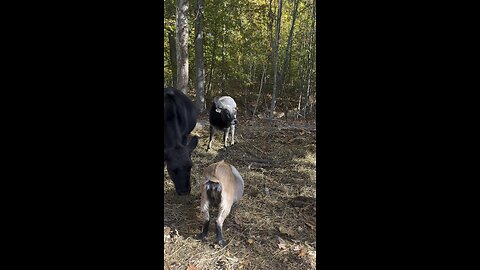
[188,136,199,153]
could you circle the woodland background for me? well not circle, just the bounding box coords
[164,0,316,120]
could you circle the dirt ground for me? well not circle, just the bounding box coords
[164,114,317,270]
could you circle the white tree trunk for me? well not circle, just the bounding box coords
[194,0,205,112]
[175,0,189,94]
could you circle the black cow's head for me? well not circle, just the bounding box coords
[164,136,199,195]
[216,106,238,126]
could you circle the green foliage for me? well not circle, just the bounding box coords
[164,0,316,117]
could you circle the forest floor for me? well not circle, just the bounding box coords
[164,114,317,270]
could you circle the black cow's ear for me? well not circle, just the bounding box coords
[164,150,169,161]
[188,136,199,153]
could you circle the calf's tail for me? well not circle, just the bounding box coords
[206,181,222,207]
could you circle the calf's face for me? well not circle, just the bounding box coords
[164,136,199,195]
[217,107,238,126]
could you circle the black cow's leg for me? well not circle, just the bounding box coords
[207,125,214,151]
[182,135,188,146]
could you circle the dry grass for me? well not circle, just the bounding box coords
[164,116,316,270]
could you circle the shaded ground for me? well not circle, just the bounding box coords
[164,115,316,270]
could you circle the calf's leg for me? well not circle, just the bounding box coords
[215,203,232,246]
[207,125,215,151]
[197,201,210,241]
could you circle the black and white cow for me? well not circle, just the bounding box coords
[164,87,199,196]
[207,96,238,151]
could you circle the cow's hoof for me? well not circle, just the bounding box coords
[196,233,207,241]
[218,239,226,247]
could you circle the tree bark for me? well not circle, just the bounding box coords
[278,0,300,96]
[309,2,317,116]
[268,0,275,64]
[220,1,227,95]
[253,64,267,119]
[194,0,206,112]
[206,37,217,98]
[303,0,316,117]
[166,0,177,88]
[168,31,177,88]
[221,24,226,95]
[175,0,189,94]
[244,58,254,109]
[269,0,283,121]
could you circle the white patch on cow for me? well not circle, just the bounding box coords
[216,96,237,111]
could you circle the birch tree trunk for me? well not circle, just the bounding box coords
[206,38,217,97]
[253,65,267,120]
[168,31,177,88]
[194,0,205,112]
[221,24,226,95]
[175,0,189,94]
[303,0,316,117]
[269,0,283,121]
[278,0,300,96]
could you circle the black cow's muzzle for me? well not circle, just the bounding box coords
[177,190,190,196]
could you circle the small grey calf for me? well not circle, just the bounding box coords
[197,160,244,246]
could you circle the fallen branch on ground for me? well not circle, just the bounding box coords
[243,158,281,164]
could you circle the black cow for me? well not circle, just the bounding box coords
[164,87,199,195]
[207,96,238,151]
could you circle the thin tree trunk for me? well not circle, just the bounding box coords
[253,65,267,120]
[166,0,177,87]
[303,1,316,117]
[251,60,257,97]
[194,0,206,112]
[168,31,177,88]
[304,61,312,117]
[296,30,307,88]
[298,13,311,116]
[206,38,217,97]
[268,0,275,63]
[244,59,254,109]
[269,0,283,121]
[220,1,227,95]
[278,0,300,96]
[309,2,317,117]
[221,24,226,95]
[302,47,312,118]
[175,0,189,94]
